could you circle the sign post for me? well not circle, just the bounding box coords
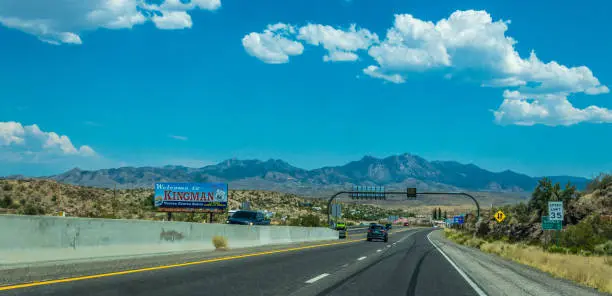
[547,201,564,247]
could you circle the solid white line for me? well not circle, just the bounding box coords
[357,256,367,261]
[305,273,330,284]
[376,249,382,252]
[427,232,488,296]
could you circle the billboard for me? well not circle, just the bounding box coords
[154,182,228,213]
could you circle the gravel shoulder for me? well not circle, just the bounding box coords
[428,230,609,296]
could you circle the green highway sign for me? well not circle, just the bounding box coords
[406,187,417,198]
[542,216,562,230]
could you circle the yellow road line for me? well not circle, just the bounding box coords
[0,238,365,291]
[0,227,417,291]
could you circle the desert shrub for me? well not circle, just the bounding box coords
[212,236,228,250]
[562,222,595,250]
[23,203,45,215]
[562,216,607,251]
[287,214,322,227]
[475,220,490,238]
[547,245,568,254]
[0,195,13,208]
[142,193,155,210]
[594,241,612,256]
[2,183,12,191]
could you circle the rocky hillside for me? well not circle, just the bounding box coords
[459,174,612,254]
[0,179,415,224]
[20,153,589,195]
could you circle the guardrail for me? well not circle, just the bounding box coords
[0,214,339,266]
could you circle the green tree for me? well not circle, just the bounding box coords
[437,208,442,220]
[443,211,448,219]
[529,178,560,219]
[432,208,437,220]
[142,193,155,210]
[529,177,578,222]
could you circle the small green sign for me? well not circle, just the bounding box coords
[542,216,562,230]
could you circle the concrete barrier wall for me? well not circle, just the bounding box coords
[0,215,338,266]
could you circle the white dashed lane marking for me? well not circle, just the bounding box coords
[305,273,330,284]
[357,256,367,261]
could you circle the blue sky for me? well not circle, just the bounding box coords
[0,0,610,178]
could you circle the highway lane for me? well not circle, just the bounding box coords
[290,228,479,296]
[0,227,478,296]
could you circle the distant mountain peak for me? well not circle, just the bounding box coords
[43,154,590,193]
[361,155,378,160]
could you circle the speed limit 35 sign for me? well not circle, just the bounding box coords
[548,201,563,221]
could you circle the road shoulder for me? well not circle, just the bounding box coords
[428,230,608,296]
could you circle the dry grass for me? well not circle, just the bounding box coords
[445,229,612,293]
[212,236,229,250]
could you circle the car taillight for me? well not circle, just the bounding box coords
[368,229,372,233]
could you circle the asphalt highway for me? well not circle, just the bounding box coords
[0,227,481,296]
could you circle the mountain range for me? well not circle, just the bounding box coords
[22,153,589,197]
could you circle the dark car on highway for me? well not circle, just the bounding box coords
[226,210,270,225]
[367,224,388,242]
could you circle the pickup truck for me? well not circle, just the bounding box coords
[226,210,271,225]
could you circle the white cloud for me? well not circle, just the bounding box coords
[493,91,612,126]
[362,65,405,84]
[152,11,192,30]
[0,121,25,146]
[366,11,609,116]
[0,121,96,157]
[169,135,188,141]
[481,77,527,88]
[0,0,221,44]
[323,51,359,62]
[242,23,304,64]
[297,24,379,62]
[246,10,609,126]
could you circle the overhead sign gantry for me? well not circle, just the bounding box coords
[327,187,480,227]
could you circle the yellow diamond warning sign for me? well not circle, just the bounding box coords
[494,210,506,223]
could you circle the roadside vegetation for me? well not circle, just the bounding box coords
[0,179,410,226]
[445,173,612,293]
